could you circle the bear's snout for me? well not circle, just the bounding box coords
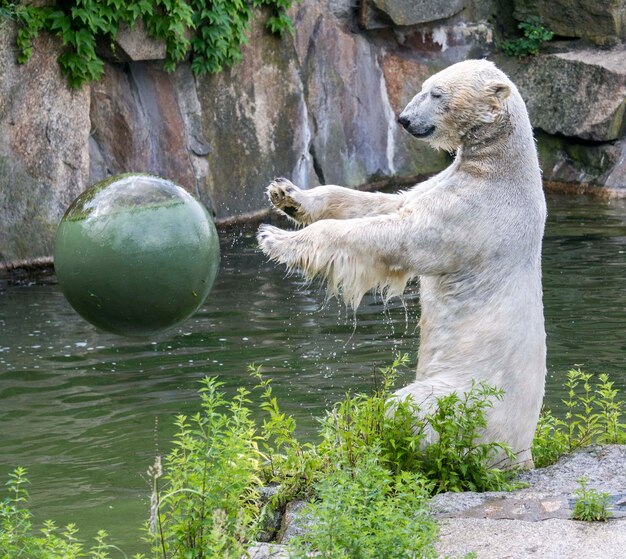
[398,106,436,139]
[397,114,411,129]
[398,116,436,139]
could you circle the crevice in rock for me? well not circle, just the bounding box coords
[540,130,621,148]
[309,142,325,184]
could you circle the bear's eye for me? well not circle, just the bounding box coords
[430,90,443,99]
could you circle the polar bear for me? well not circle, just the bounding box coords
[257,59,546,466]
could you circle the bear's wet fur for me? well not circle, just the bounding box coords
[258,60,546,467]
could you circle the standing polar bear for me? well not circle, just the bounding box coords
[257,59,546,466]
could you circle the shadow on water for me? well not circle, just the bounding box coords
[0,192,625,552]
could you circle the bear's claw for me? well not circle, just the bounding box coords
[266,178,302,220]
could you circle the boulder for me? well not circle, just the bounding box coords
[112,21,168,62]
[294,4,397,186]
[245,543,289,559]
[604,139,626,190]
[498,47,626,142]
[0,24,90,262]
[276,500,312,544]
[360,0,470,29]
[513,0,626,46]
[292,2,448,188]
[380,53,452,177]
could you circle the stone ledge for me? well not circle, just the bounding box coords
[434,445,626,558]
[513,0,626,46]
[244,446,626,559]
[498,46,626,142]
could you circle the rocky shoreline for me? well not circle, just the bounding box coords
[248,445,626,558]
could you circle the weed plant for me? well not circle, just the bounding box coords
[143,379,263,558]
[501,17,554,57]
[532,369,626,468]
[316,356,517,494]
[288,458,439,559]
[571,477,612,521]
[0,467,127,559]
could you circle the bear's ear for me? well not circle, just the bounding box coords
[485,81,511,101]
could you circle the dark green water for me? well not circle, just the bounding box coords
[0,193,625,552]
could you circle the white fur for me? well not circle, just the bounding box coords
[258,60,547,466]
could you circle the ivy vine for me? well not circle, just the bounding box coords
[0,0,295,88]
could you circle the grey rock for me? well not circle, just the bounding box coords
[196,15,316,219]
[169,64,215,213]
[379,52,452,178]
[433,446,626,518]
[326,0,359,20]
[499,47,626,142]
[0,23,90,263]
[513,0,626,46]
[89,61,198,193]
[535,131,625,193]
[517,445,626,494]
[435,446,626,559]
[257,484,283,543]
[604,139,626,190]
[6,0,626,265]
[292,2,448,188]
[361,0,470,29]
[298,10,393,186]
[436,517,626,559]
[277,500,313,544]
[246,543,289,559]
[112,21,168,62]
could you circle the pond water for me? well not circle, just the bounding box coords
[0,192,625,552]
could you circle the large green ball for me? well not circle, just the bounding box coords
[54,174,220,337]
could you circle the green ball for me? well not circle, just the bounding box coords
[54,174,220,337]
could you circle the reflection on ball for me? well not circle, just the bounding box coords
[54,174,220,337]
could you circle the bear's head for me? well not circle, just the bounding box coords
[397,60,513,153]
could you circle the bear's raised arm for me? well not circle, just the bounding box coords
[267,178,407,224]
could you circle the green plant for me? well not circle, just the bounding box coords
[594,373,626,444]
[501,17,554,57]
[421,384,516,493]
[571,477,612,521]
[531,408,569,469]
[0,467,129,559]
[317,356,518,495]
[289,458,439,559]
[318,355,426,476]
[251,364,323,504]
[532,369,626,467]
[144,377,264,558]
[0,0,295,88]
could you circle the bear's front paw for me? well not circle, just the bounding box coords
[266,178,304,221]
[257,224,295,264]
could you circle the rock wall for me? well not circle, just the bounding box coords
[495,0,626,195]
[1,0,625,263]
[0,26,90,262]
[496,48,626,193]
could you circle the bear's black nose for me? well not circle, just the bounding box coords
[397,115,410,129]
